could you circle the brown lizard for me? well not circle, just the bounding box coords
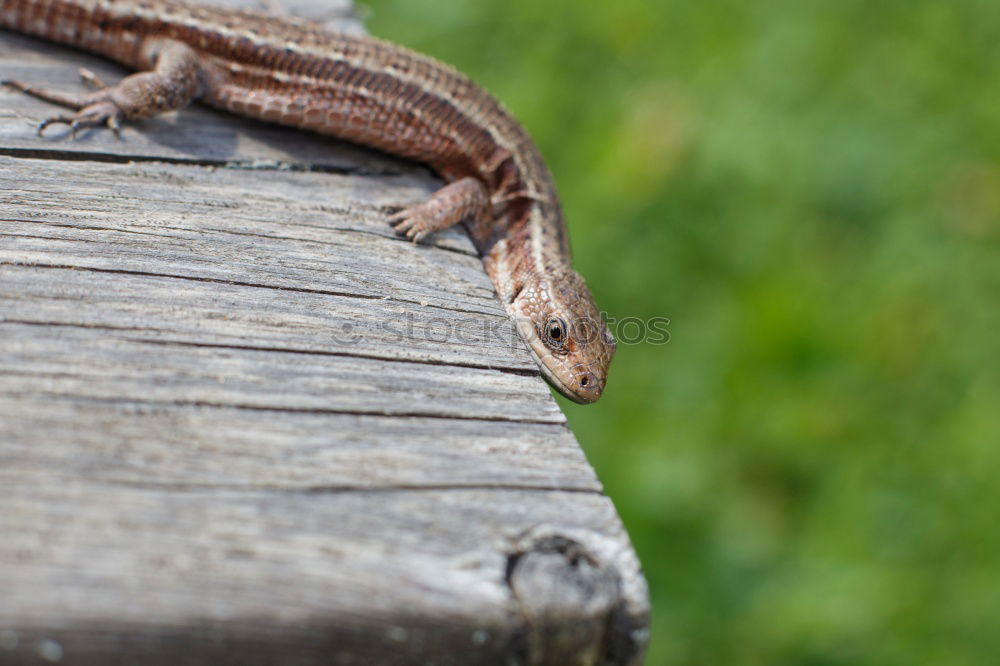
[0,0,616,403]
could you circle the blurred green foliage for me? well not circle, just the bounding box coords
[365,1,1000,663]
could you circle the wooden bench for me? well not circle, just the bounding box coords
[0,3,650,663]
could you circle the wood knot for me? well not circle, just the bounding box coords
[505,533,630,666]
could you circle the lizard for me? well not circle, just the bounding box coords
[0,0,616,403]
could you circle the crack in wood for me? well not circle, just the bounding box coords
[0,260,507,318]
[62,478,604,496]
[0,145,404,176]
[2,391,567,425]
[122,336,541,377]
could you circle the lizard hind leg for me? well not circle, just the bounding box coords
[2,39,203,138]
[389,176,490,243]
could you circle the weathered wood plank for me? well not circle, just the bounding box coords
[0,481,647,666]
[0,157,529,369]
[1,323,558,421]
[0,396,596,490]
[0,5,650,664]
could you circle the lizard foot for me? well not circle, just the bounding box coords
[388,202,453,243]
[3,79,122,137]
[37,101,123,138]
[387,177,490,244]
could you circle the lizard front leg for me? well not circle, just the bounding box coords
[390,177,490,243]
[3,39,203,137]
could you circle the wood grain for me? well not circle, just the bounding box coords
[0,4,650,664]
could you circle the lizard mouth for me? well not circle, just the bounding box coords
[536,355,602,404]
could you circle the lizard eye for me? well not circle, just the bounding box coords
[545,318,568,346]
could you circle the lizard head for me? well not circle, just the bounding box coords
[510,269,616,403]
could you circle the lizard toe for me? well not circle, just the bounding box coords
[37,102,123,138]
[388,204,440,243]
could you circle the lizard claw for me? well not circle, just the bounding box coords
[37,115,75,136]
[107,113,122,138]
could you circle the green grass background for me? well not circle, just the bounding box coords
[364,1,1000,663]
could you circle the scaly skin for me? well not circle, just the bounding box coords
[0,0,616,402]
